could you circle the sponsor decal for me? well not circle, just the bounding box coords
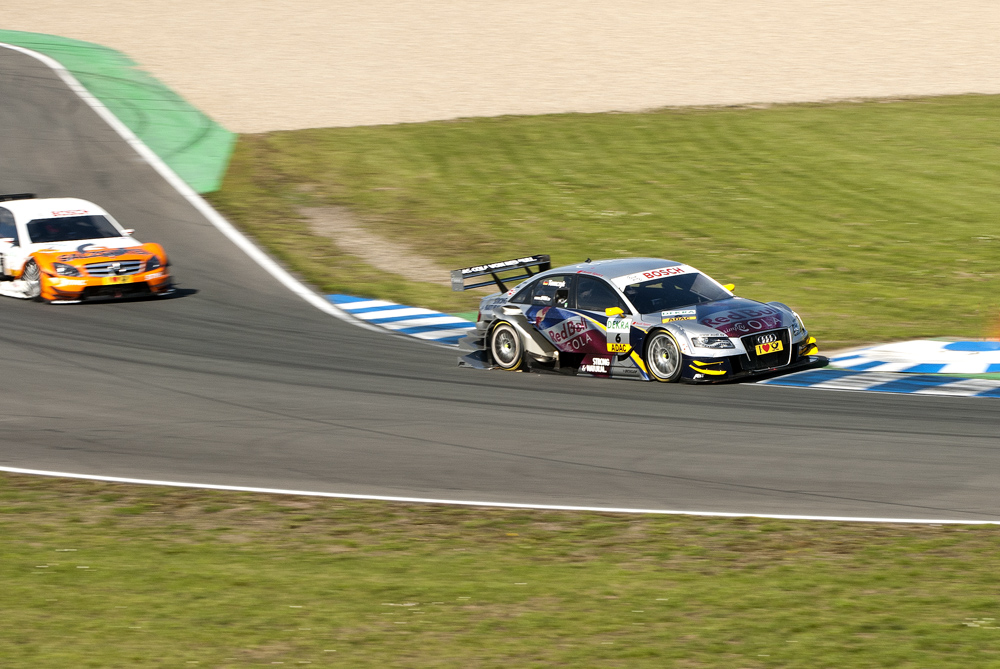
[49,277,87,287]
[560,331,595,352]
[662,316,695,323]
[755,340,784,355]
[56,247,151,262]
[533,306,551,327]
[542,279,565,288]
[461,256,540,275]
[612,366,642,378]
[606,316,632,353]
[612,264,693,288]
[545,316,589,346]
[146,271,165,280]
[580,356,610,374]
[661,309,696,318]
[483,297,506,310]
[50,209,90,217]
[700,306,783,337]
[535,295,551,303]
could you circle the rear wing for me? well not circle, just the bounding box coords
[0,193,35,202]
[451,254,551,292]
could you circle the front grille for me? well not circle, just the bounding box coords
[81,283,151,300]
[85,260,144,277]
[741,328,792,371]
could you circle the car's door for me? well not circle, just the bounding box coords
[569,274,650,378]
[572,274,635,349]
[524,274,597,352]
[0,207,24,277]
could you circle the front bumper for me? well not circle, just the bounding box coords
[682,347,827,383]
[45,270,174,302]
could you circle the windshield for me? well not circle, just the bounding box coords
[26,215,122,244]
[622,272,730,314]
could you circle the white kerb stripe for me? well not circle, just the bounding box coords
[381,317,471,330]
[830,357,875,368]
[865,362,913,373]
[411,329,473,340]
[0,466,994,524]
[0,42,382,335]
[338,300,399,311]
[812,372,903,391]
[355,307,439,320]
[914,379,1000,396]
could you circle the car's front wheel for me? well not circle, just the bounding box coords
[645,331,682,382]
[490,322,525,371]
[21,260,45,303]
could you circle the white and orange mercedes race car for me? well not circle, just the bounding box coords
[0,194,174,303]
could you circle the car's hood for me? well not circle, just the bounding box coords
[32,238,153,263]
[647,297,791,337]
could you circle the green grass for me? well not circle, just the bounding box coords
[207,94,1000,347]
[4,472,1000,667]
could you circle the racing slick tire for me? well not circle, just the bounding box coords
[22,259,46,303]
[645,331,682,382]
[490,322,525,371]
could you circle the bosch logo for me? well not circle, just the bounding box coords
[757,333,777,344]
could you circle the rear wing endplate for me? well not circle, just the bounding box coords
[451,254,550,292]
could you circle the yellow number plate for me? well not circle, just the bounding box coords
[607,343,630,353]
[102,275,135,285]
[755,340,783,356]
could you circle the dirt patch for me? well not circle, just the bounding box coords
[300,206,453,287]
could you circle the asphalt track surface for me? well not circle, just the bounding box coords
[2,47,999,522]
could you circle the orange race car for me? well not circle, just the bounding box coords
[0,194,174,304]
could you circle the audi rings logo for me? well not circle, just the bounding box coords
[757,333,778,344]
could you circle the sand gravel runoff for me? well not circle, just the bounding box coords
[5,1,1000,133]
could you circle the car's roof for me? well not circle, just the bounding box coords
[546,257,684,280]
[0,197,108,222]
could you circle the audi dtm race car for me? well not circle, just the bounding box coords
[0,194,173,304]
[453,255,824,383]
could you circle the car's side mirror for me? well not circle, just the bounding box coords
[122,229,135,236]
[605,307,624,317]
[723,283,735,292]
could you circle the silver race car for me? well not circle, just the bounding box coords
[452,255,824,383]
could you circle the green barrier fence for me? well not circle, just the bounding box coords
[0,30,235,193]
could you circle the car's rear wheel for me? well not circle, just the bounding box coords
[645,331,682,382]
[21,260,45,303]
[490,322,524,371]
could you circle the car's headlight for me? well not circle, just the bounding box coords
[791,311,805,337]
[53,262,81,276]
[691,336,735,349]
[146,255,162,271]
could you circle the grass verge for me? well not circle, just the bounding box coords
[4,471,1000,667]
[207,94,1000,348]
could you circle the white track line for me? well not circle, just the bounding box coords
[0,466,995,524]
[4,43,994,525]
[0,42,382,334]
